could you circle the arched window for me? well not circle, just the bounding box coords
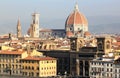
[32,66,34,70]
[28,66,31,69]
[25,66,27,69]
[44,45,47,49]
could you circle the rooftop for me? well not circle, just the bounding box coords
[0,50,24,55]
[21,56,56,61]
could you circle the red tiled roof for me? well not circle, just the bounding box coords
[40,29,52,32]
[0,40,5,43]
[21,56,56,61]
[84,31,91,36]
[66,11,88,25]
[0,50,24,55]
[10,40,20,43]
[113,42,120,46]
[66,31,74,37]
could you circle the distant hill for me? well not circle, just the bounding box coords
[89,23,120,34]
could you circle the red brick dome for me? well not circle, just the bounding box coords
[66,4,88,26]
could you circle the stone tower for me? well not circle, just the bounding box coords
[17,19,22,38]
[97,37,112,54]
[70,37,84,51]
[30,13,40,38]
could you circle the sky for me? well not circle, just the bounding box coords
[0,0,120,35]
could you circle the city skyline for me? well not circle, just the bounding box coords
[0,0,120,35]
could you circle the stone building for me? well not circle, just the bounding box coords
[21,56,57,77]
[0,49,57,78]
[0,50,28,76]
[38,36,112,77]
[89,55,120,78]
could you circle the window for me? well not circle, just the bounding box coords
[44,67,46,70]
[12,65,14,68]
[107,68,109,72]
[32,67,34,70]
[111,64,112,67]
[37,67,39,70]
[25,66,27,69]
[28,66,31,69]
[110,68,112,72]
[16,65,18,69]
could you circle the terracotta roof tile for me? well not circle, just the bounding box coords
[66,11,88,25]
[21,56,56,61]
[0,50,24,55]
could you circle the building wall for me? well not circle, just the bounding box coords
[39,60,57,77]
[21,59,57,77]
[21,60,39,77]
[21,51,28,59]
[90,60,114,78]
[30,50,43,56]
[0,46,14,50]
[113,64,120,78]
[0,54,22,76]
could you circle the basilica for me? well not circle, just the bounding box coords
[19,3,91,39]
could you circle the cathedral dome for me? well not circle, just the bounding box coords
[66,4,88,26]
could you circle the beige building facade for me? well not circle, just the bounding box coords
[0,50,28,76]
[0,49,57,77]
[21,56,57,77]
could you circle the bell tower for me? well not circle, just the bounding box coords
[17,18,22,38]
[30,13,40,38]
